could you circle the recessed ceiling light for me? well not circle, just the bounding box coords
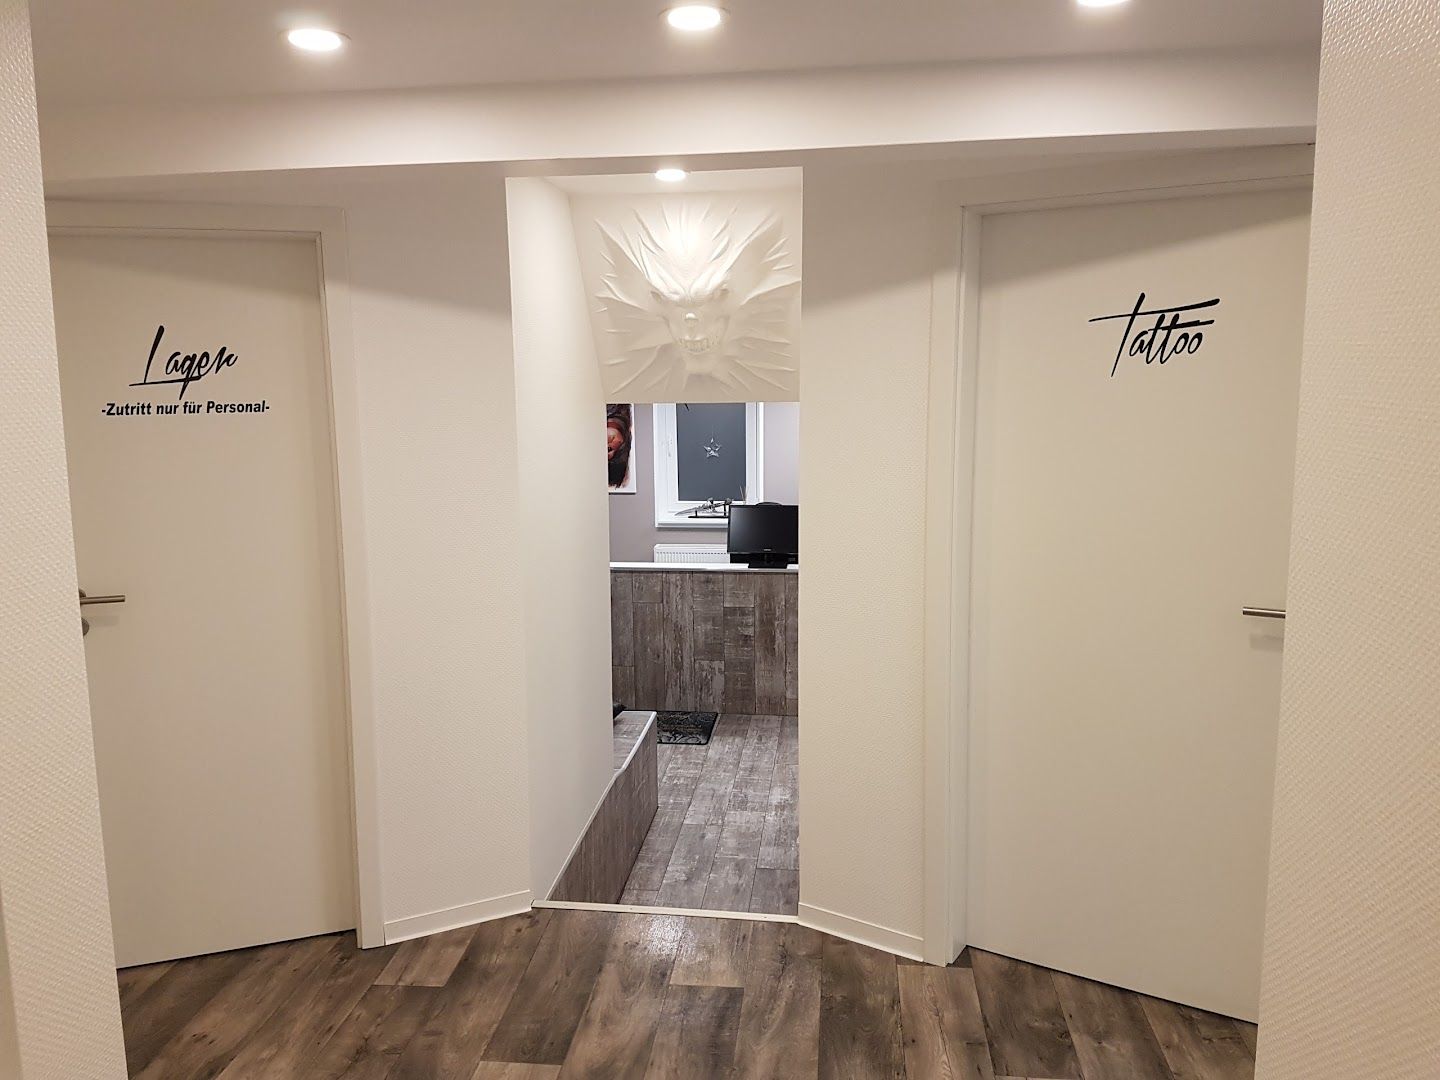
[286,27,346,52]
[1077,0,1129,7]
[655,168,689,183]
[665,5,724,32]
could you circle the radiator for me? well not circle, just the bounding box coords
[653,544,729,565]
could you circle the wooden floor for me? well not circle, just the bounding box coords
[117,909,1259,1079]
[619,713,798,914]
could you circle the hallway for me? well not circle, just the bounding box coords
[116,908,1258,1078]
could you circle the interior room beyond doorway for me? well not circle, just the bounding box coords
[612,392,800,916]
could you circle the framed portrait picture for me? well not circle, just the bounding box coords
[606,403,636,493]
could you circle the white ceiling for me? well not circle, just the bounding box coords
[32,0,1322,106]
[549,167,804,195]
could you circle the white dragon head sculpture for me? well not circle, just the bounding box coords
[594,202,800,398]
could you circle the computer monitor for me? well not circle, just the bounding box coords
[727,503,798,569]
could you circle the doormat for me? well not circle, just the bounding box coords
[656,711,719,746]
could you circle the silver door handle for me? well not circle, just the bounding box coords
[79,591,126,606]
[79,589,125,637]
[1242,607,1286,619]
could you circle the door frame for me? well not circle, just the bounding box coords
[46,201,384,950]
[920,173,1314,966]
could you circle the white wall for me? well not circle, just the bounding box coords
[336,175,535,936]
[506,178,617,898]
[799,167,938,956]
[45,168,578,943]
[1256,2,1440,1075]
[763,402,801,504]
[0,0,127,1074]
[32,144,1316,974]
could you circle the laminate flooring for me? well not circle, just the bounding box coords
[619,713,798,915]
[116,910,1259,1079]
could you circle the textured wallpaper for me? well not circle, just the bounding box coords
[1256,1,1440,1076]
[0,0,128,1075]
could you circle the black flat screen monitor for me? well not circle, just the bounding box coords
[727,503,798,568]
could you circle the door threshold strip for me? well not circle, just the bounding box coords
[532,899,799,924]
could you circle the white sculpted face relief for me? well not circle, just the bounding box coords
[594,202,800,398]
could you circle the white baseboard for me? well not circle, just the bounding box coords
[535,899,799,923]
[798,902,925,961]
[383,890,534,945]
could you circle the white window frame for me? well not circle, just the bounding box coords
[652,403,764,528]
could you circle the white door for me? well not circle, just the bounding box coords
[967,188,1310,1020]
[50,230,355,967]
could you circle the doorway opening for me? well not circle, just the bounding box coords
[514,167,804,924]
[603,401,799,917]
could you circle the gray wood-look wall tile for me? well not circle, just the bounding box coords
[693,660,724,710]
[613,571,796,716]
[722,606,756,715]
[692,572,725,610]
[753,575,787,715]
[782,574,799,716]
[612,666,634,709]
[693,604,725,663]
[631,572,663,604]
[723,572,756,607]
[632,601,667,711]
[550,723,659,904]
[667,573,696,710]
[610,577,634,669]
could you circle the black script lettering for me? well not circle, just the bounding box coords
[1089,293,1220,377]
[131,324,240,399]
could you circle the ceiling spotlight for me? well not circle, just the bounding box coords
[665,5,724,32]
[1077,0,1130,7]
[655,168,689,183]
[286,27,346,52]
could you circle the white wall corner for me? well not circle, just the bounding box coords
[921,195,974,967]
[1255,2,1440,1074]
[505,177,617,900]
[333,175,533,941]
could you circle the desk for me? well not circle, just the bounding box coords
[610,564,798,715]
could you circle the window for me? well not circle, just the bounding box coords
[653,403,763,527]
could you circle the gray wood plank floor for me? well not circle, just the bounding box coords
[620,713,798,915]
[116,911,1259,1078]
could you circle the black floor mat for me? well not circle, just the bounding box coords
[655,710,719,745]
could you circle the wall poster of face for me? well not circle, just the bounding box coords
[606,403,636,492]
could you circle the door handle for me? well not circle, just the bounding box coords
[1242,607,1286,620]
[79,590,126,606]
[79,589,125,636]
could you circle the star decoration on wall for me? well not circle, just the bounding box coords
[703,437,722,459]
